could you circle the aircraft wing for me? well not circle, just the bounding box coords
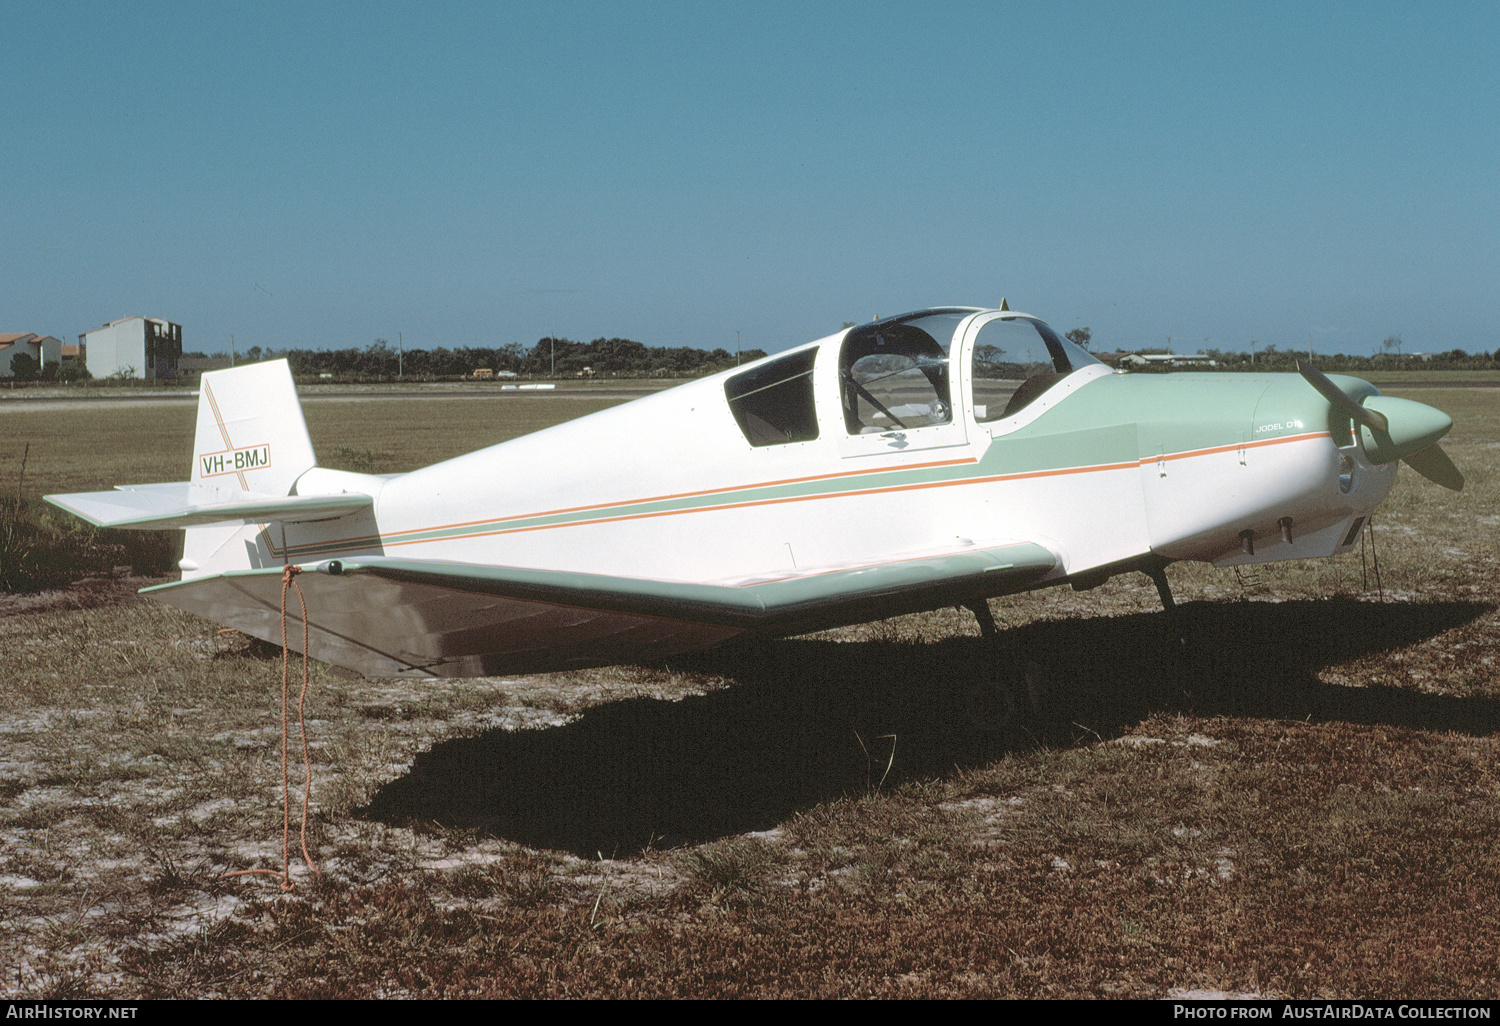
[45,483,373,529]
[143,542,1058,678]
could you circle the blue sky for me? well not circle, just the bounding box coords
[4,1,1496,356]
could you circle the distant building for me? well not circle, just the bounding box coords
[0,334,83,377]
[1118,352,1217,368]
[81,317,182,380]
[0,333,44,377]
[177,355,234,376]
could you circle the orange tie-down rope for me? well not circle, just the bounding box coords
[224,564,322,891]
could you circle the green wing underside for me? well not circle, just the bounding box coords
[143,543,1057,679]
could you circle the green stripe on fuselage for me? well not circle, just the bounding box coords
[968,372,1313,477]
[278,371,1328,558]
[364,459,983,549]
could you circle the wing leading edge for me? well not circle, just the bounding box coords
[143,542,1058,678]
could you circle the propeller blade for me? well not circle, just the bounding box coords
[1402,443,1465,492]
[1296,358,1389,434]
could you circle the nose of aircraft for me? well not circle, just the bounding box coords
[1296,359,1464,491]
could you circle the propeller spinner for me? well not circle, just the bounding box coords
[1296,359,1464,491]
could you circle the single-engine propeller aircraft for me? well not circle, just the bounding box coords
[48,304,1462,680]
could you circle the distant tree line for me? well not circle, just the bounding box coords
[127,326,1500,386]
[1066,326,1497,372]
[1108,342,1500,373]
[5,354,90,382]
[203,337,770,381]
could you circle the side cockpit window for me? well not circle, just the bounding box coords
[971,316,1099,422]
[725,347,820,447]
[839,314,968,434]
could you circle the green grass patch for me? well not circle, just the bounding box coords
[0,392,633,497]
[0,496,178,592]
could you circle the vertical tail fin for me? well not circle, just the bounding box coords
[192,359,316,500]
[183,360,316,578]
[45,359,336,579]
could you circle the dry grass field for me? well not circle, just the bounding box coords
[0,379,1496,999]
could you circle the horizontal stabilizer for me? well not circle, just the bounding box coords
[45,483,373,530]
[142,542,1057,678]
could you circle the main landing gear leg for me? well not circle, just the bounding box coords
[1143,556,1190,647]
[966,600,999,638]
[1143,561,1176,614]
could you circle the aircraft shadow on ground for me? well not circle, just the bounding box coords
[361,597,1495,856]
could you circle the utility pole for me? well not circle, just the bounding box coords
[398,332,403,379]
[230,335,235,367]
[551,332,556,378]
[736,330,741,365]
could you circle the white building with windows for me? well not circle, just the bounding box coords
[1118,352,1217,368]
[81,316,182,380]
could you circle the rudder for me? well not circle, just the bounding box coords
[183,360,316,578]
[191,359,316,500]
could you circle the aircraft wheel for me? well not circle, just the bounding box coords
[961,662,1034,737]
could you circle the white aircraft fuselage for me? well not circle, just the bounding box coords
[48,306,1455,678]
